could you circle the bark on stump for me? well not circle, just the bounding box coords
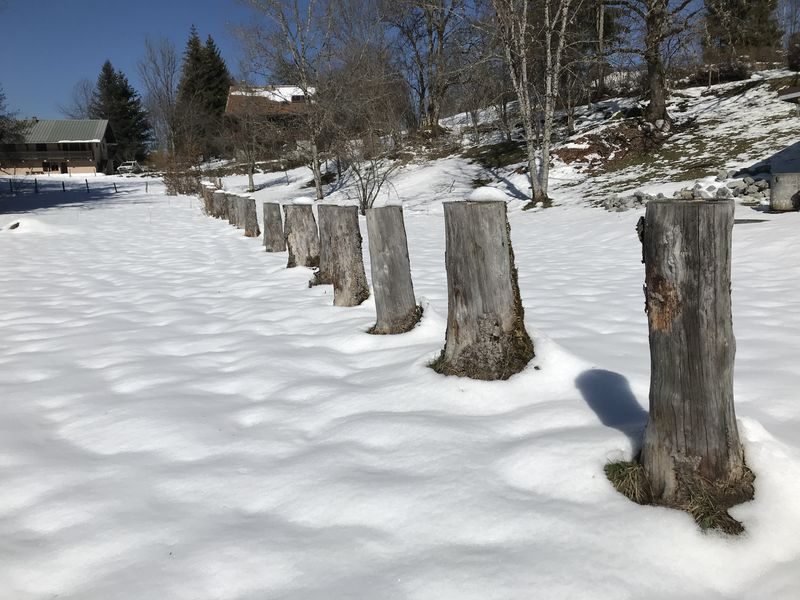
[283,204,320,268]
[328,205,370,307]
[366,206,420,334]
[242,197,260,238]
[263,202,285,252]
[433,200,534,380]
[639,199,752,522]
[313,204,336,285]
[202,185,214,215]
[226,195,237,226]
[212,190,227,219]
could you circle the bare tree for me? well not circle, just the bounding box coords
[381,0,473,132]
[138,36,179,154]
[492,0,580,206]
[59,79,94,119]
[241,0,334,200]
[608,0,700,125]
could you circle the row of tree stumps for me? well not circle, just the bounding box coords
[198,181,753,533]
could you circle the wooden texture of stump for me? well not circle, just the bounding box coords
[328,205,370,306]
[366,206,420,333]
[263,202,285,252]
[313,204,336,285]
[283,204,320,268]
[212,190,227,219]
[226,195,237,225]
[202,186,214,215]
[242,197,260,237]
[434,200,533,380]
[640,199,750,508]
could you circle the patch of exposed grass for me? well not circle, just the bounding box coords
[605,460,755,535]
[463,141,527,170]
[605,461,651,505]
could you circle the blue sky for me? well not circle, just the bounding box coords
[0,0,256,119]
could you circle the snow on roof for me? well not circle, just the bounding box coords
[229,86,316,103]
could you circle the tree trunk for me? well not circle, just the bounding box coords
[433,200,534,380]
[366,206,420,334]
[313,204,336,285]
[310,141,324,201]
[263,202,286,252]
[640,199,751,508]
[328,205,369,307]
[283,204,320,269]
[644,3,669,124]
[243,197,260,238]
[247,165,255,193]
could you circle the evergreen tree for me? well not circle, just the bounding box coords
[89,60,152,161]
[0,85,27,144]
[788,32,800,73]
[705,0,783,63]
[175,26,231,159]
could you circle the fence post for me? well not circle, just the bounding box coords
[328,205,370,307]
[113,182,118,193]
[85,179,89,194]
[34,178,38,194]
[212,190,227,219]
[432,199,534,380]
[62,181,66,192]
[313,204,336,285]
[243,197,261,238]
[263,202,286,252]
[283,201,320,269]
[366,205,420,333]
[639,199,752,518]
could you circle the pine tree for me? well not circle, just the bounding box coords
[705,0,783,63]
[175,26,231,159]
[89,61,152,162]
[789,32,800,73]
[201,35,231,118]
[0,84,27,144]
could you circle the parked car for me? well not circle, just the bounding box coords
[117,161,142,174]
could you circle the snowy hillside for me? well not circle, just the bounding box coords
[1,70,800,599]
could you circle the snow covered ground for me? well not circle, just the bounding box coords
[1,170,800,599]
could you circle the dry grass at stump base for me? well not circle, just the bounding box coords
[605,460,755,535]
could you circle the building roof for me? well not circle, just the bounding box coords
[20,119,110,144]
[225,86,314,117]
[779,87,800,103]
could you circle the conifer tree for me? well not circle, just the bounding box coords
[704,0,783,63]
[175,26,231,159]
[89,60,152,162]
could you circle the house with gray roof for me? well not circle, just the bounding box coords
[0,119,115,175]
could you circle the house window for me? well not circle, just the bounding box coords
[291,95,306,103]
[36,143,47,151]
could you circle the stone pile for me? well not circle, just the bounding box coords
[603,175,771,212]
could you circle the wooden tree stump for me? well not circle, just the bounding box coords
[202,185,214,215]
[283,203,320,268]
[366,206,420,333]
[212,190,227,219]
[226,194,237,226]
[313,204,336,285]
[242,197,260,237]
[263,202,285,252]
[639,199,752,517]
[432,200,533,380]
[328,205,370,306]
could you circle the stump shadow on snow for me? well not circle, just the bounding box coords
[575,369,648,451]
